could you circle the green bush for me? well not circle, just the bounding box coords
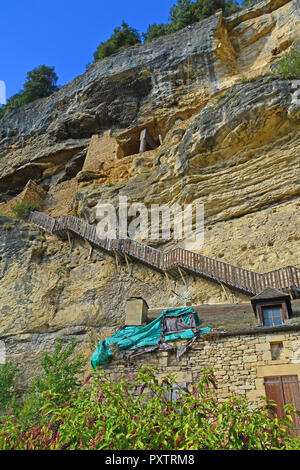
[30,340,85,403]
[142,23,172,42]
[1,367,300,450]
[276,48,300,79]
[0,362,19,415]
[93,22,141,62]
[17,340,85,425]
[145,0,240,41]
[11,202,35,220]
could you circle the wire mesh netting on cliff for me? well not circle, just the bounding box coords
[90,307,211,368]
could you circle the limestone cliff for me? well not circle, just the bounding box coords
[0,0,299,387]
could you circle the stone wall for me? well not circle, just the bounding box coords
[82,131,120,171]
[103,327,300,405]
[0,180,47,216]
[77,130,156,187]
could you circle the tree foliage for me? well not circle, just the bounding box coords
[0,362,19,415]
[93,21,141,62]
[168,0,199,33]
[18,340,85,424]
[143,0,240,43]
[0,65,59,119]
[241,0,261,8]
[22,65,59,103]
[94,2,242,53]
[29,340,85,403]
[0,340,85,426]
[142,23,172,42]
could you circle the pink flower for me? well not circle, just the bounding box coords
[90,430,104,450]
[82,374,92,386]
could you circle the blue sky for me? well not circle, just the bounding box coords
[0,0,242,101]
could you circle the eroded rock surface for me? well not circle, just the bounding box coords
[0,0,299,389]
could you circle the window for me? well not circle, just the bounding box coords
[163,382,188,402]
[270,342,283,360]
[250,287,292,327]
[261,305,283,327]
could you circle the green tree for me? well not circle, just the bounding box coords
[242,0,260,7]
[93,21,141,62]
[223,0,240,16]
[22,65,59,103]
[0,65,59,120]
[17,340,85,424]
[193,0,226,21]
[0,362,19,415]
[142,23,171,42]
[161,0,239,36]
[168,0,198,32]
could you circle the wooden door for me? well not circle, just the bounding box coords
[264,375,300,437]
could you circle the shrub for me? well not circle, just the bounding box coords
[93,22,141,62]
[275,48,300,79]
[142,23,172,43]
[1,367,300,450]
[30,340,85,403]
[0,362,19,416]
[0,93,28,119]
[11,202,35,220]
[17,340,86,425]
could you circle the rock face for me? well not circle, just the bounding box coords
[0,0,298,193]
[0,0,299,389]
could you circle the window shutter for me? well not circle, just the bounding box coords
[264,376,285,418]
[264,375,300,437]
[281,375,300,437]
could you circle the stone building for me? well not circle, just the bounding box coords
[103,295,300,436]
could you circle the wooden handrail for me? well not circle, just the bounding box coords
[27,211,300,297]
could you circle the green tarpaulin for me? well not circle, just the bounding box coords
[91,307,211,368]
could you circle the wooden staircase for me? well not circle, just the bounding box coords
[28,211,300,298]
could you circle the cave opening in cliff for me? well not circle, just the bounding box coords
[117,127,161,158]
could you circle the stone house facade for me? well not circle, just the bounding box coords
[103,296,300,435]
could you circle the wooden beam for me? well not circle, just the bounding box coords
[139,129,158,153]
[66,230,73,253]
[165,272,172,290]
[84,239,94,260]
[113,250,120,275]
[218,281,232,303]
[178,266,187,286]
[124,253,133,276]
